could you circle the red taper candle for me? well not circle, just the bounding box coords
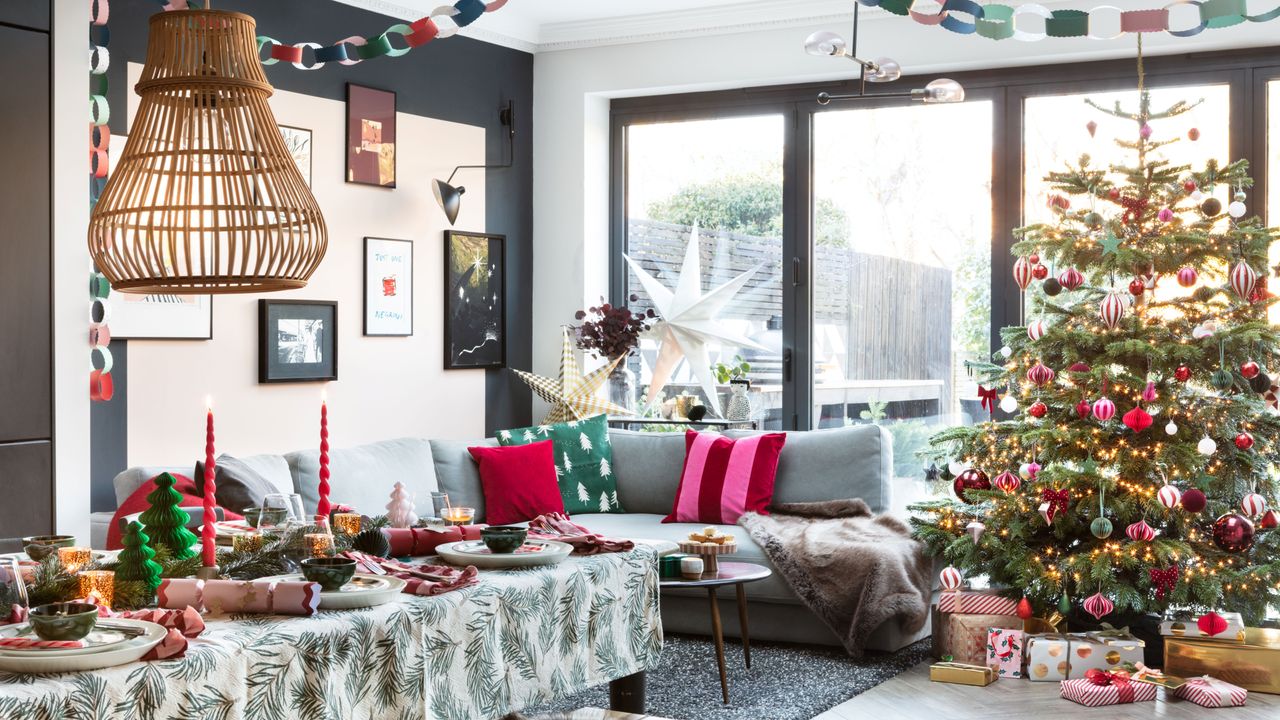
[202,398,217,567]
[317,393,331,517]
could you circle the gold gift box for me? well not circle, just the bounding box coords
[1164,627,1280,695]
[930,662,996,686]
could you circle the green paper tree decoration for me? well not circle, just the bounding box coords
[138,472,199,560]
[115,521,163,591]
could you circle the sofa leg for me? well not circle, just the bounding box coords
[609,671,645,714]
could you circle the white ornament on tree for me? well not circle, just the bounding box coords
[966,520,985,543]
[386,482,418,528]
[1197,435,1218,456]
[999,394,1019,413]
[1165,420,1178,435]
[999,346,1013,359]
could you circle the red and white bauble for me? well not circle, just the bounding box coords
[1027,363,1056,387]
[1235,432,1255,450]
[1158,484,1182,510]
[1092,396,1116,421]
[1241,493,1267,518]
[1013,257,1034,291]
[1230,261,1258,300]
[994,470,1021,493]
[1083,592,1114,620]
[939,566,963,591]
[1126,519,1156,541]
[1099,292,1126,329]
[1027,319,1047,341]
[1058,267,1084,291]
[1177,266,1198,287]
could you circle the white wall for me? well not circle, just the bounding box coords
[123,65,488,466]
[531,4,1280,389]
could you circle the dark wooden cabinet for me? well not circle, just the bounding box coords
[0,0,49,31]
[0,441,52,545]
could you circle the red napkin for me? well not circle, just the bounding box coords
[97,605,206,660]
[527,513,635,555]
[0,605,27,626]
[379,558,479,596]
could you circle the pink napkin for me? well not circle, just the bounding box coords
[528,513,635,555]
[97,605,206,660]
[379,558,479,596]
[0,604,27,626]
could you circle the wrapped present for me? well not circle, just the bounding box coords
[929,662,996,686]
[1164,627,1280,694]
[1174,676,1248,707]
[1025,630,1145,681]
[937,589,1019,615]
[939,611,1023,665]
[987,628,1024,678]
[1060,669,1157,706]
[1160,611,1246,643]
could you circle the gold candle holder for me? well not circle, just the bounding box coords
[232,532,264,553]
[305,533,334,558]
[58,547,92,573]
[332,513,362,536]
[442,507,475,526]
[78,570,115,608]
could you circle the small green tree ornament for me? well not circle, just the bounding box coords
[138,472,199,560]
[115,521,164,609]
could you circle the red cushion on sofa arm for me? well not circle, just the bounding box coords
[105,473,241,550]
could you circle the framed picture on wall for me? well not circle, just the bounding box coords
[258,300,338,383]
[345,84,396,187]
[444,231,505,369]
[364,237,413,336]
[279,125,312,188]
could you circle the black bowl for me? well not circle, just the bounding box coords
[480,526,528,554]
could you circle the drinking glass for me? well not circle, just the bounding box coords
[0,557,29,612]
[259,493,292,533]
[304,517,335,557]
[429,492,451,522]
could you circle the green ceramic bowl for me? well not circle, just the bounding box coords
[480,526,528,554]
[301,557,357,591]
[242,507,289,529]
[29,602,99,642]
[22,535,76,561]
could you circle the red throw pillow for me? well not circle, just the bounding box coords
[663,431,787,524]
[468,440,565,526]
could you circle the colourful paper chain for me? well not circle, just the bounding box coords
[157,0,510,70]
[90,0,114,402]
[856,0,1280,40]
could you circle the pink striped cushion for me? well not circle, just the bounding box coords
[663,431,787,524]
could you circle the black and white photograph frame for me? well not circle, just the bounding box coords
[258,300,338,383]
[444,230,505,369]
[364,237,413,336]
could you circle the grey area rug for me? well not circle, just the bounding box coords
[526,634,931,720]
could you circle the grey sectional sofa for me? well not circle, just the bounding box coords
[98,424,929,653]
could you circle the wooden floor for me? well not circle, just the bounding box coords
[812,661,1280,719]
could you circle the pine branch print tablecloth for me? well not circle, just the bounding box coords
[0,548,663,720]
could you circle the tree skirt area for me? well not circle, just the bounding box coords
[526,634,931,720]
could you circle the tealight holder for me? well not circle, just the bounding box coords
[332,512,362,536]
[232,532,264,553]
[78,570,115,608]
[305,533,334,558]
[58,547,92,573]
[442,506,475,526]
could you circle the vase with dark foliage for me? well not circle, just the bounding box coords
[574,296,652,414]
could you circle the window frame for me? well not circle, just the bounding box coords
[610,47,1279,432]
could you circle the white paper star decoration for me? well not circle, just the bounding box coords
[514,327,630,424]
[625,227,768,416]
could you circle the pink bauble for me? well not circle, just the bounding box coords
[1027,319,1047,341]
[1027,462,1041,480]
[1083,592,1114,620]
[1230,261,1258,300]
[1158,485,1182,510]
[1126,519,1156,541]
[1013,257,1033,291]
[994,470,1021,493]
[1027,363,1056,387]
[1158,208,1174,222]
[939,566,963,591]
[1241,493,1268,518]
[1099,292,1126,329]
[1058,267,1084,291]
[1092,396,1116,421]
[1177,266,1198,287]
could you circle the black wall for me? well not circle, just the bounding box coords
[90,0,533,510]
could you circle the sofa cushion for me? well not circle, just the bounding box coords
[286,438,437,516]
[112,465,192,508]
[607,430,686,515]
[194,454,294,514]
[665,431,786,525]
[725,424,893,513]
[497,414,621,514]
[429,438,496,522]
[469,441,565,525]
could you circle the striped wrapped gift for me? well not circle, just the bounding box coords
[937,590,1019,615]
[1174,676,1248,707]
[1060,675,1157,707]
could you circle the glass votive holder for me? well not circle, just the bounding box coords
[332,513,362,536]
[78,570,115,608]
[58,547,92,573]
[305,533,334,558]
[442,506,475,526]
[232,532,264,553]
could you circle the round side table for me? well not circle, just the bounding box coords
[659,561,772,704]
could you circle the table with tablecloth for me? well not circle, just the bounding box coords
[0,547,663,720]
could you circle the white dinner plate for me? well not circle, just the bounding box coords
[257,573,407,610]
[435,539,573,569]
[0,619,165,673]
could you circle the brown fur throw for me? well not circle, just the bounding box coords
[738,499,931,657]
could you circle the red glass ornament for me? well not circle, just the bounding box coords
[1032,264,1049,280]
[1197,611,1229,637]
[1028,252,1040,265]
[1128,278,1145,296]
[1122,406,1153,433]
[1235,432,1255,450]
[1108,188,1121,201]
[1174,365,1191,382]
[1241,360,1260,379]
[1181,488,1207,513]
[1259,509,1279,530]
[1188,127,1201,141]
[953,469,991,504]
[1075,398,1091,419]
[1028,401,1048,418]
[1183,180,1197,193]
[1212,513,1255,553]
[1016,597,1034,620]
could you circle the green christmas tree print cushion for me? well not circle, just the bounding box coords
[497,414,622,514]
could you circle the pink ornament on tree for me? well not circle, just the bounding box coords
[1092,397,1116,421]
[1230,261,1258,300]
[1126,519,1156,541]
[1058,267,1084,291]
[1158,207,1174,222]
[1028,363,1056,387]
[1142,381,1158,403]
[1140,123,1153,139]
[1083,592,1114,620]
[1177,267,1198,287]
[995,470,1021,493]
[1099,292,1126,329]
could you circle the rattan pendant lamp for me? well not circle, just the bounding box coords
[88,4,327,294]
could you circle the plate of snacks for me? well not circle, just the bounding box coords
[678,527,738,573]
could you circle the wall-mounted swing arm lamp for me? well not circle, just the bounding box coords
[804,3,964,106]
[433,100,515,225]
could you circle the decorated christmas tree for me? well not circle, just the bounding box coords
[138,472,199,560]
[114,521,164,608]
[911,76,1280,624]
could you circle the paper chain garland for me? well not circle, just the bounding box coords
[90,0,114,402]
[855,0,1280,40]
[156,0,510,70]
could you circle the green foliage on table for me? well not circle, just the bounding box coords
[24,558,79,608]
[138,472,199,560]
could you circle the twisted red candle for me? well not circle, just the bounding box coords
[202,406,216,567]
[317,400,331,517]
